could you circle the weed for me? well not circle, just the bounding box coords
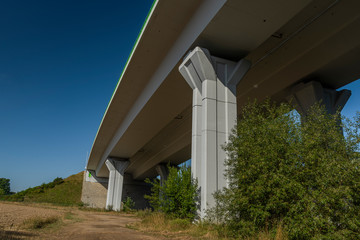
[122,197,135,212]
[64,211,82,223]
[64,212,75,220]
[78,206,108,212]
[106,205,113,211]
[169,218,190,231]
[135,208,152,218]
[131,211,221,239]
[22,216,60,230]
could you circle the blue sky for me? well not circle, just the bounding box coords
[0,1,359,192]
[0,0,154,192]
[340,81,360,120]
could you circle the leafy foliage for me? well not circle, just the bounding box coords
[0,178,10,195]
[211,100,360,239]
[123,196,135,212]
[145,165,199,220]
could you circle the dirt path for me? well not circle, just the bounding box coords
[49,210,162,240]
[0,202,163,240]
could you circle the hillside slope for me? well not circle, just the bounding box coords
[1,172,84,206]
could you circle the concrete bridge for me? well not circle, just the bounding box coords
[81,0,360,217]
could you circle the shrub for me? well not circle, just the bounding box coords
[145,165,199,220]
[123,196,135,212]
[211,100,360,239]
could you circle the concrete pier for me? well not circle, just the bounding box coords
[179,47,250,217]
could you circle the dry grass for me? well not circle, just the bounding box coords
[249,223,288,240]
[0,227,37,240]
[130,212,222,239]
[274,224,288,240]
[131,211,288,240]
[22,216,60,230]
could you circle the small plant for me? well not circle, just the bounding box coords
[123,196,135,212]
[64,212,75,220]
[77,202,88,207]
[64,212,82,223]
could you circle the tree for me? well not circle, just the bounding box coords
[145,164,199,220]
[211,100,360,239]
[0,178,10,195]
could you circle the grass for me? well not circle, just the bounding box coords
[0,226,37,240]
[22,216,60,230]
[23,172,83,206]
[130,211,221,239]
[0,210,83,239]
[0,171,84,239]
[1,172,83,206]
[130,211,289,240]
[78,204,137,215]
[64,211,82,223]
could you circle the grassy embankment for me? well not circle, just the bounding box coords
[0,173,84,239]
[0,172,83,206]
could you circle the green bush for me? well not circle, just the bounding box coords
[145,165,199,220]
[123,196,135,212]
[211,100,360,239]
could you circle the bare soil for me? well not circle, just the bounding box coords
[0,202,164,240]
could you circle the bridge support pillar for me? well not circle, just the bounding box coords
[105,158,129,211]
[179,47,250,218]
[155,164,169,186]
[290,81,351,117]
[81,170,108,209]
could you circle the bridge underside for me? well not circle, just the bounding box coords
[82,0,360,212]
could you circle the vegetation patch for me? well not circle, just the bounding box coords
[132,211,217,239]
[133,211,288,239]
[122,196,135,213]
[0,172,83,206]
[64,211,82,223]
[209,100,360,239]
[145,164,199,221]
[22,216,60,230]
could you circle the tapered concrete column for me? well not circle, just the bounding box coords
[290,81,351,117]
[155,164,169,186]
[105,158,129,211]
[179,47,250,218]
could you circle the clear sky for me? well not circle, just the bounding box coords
[0,1,359,192]
[0,0,154,192]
